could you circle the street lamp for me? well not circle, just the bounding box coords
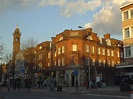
[7,63,10,91]
[78,26,91,89]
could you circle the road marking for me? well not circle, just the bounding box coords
[87,93,129,99]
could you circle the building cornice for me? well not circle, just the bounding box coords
[120,2,133,9]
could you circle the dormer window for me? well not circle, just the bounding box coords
[106,39,111,46]
[59,37,63,41]
[87,36,92,40]
[39,46,42,49]
[99,37,103,44]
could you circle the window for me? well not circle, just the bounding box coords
[125,46,131,57]
[86,58,90,65]
[112,61,114,67]
[58,59,61,67]
[124,11,129,20]
[39,46,42,49]
[85,45,89,52]
[72,44,77,51]
[62,46,64,53]
[117,61,120,65]
[107,49,110,56]
[97,47,100,54]
[106,39,111,46]
[121,52,123,58]
[131,9,133,18]
[124,27,130,38]
[102,48,105,55]
[55,61,56,66]
[16,37,19,41]
[92,59,95,66]
[111,50,114,56]
[54,52,56,57]
[103,60,106,66]
[98,59,101,66]
[92,46,94,53]
[48,52,51,58]
[58,47,61,54]
[59,37,63,41]
[131,26,133,34]
[107,60,110,66]
[117,51,120,57]
[48,62,50,67]
[39,54,42,60]
[62,58,65,66]
[87,36,92,40]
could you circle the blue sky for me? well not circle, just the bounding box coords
[0,0,132,61]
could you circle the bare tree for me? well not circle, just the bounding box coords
[0,43,4,59]
[21,37,38,50]
[21,37,37,85]
[5,53,12,63]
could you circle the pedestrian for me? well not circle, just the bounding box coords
[16,77,21,91]
[13,78,17,90]
[102,80,106,88]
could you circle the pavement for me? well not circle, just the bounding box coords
[0,85,131,99]
[62,85,121,93]
[0,85,122,93]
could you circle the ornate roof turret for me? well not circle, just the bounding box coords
[14,24,20,34]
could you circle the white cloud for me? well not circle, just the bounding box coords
[0,0,133,39]
[37,0,102,17]
[60,0,101,17]
[0,0,102,17]
[84,0,133,39]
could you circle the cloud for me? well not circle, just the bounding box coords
[0,0,37,14]
[37,0,66,7]
[37,0,102,17]
[0,0,132,39]
[60,0,101,17]
[0,0,102,17]
[84,0,133,39]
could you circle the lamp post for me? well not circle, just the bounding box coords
[78,26,91,89]
[7,63,10,91]
[88,59,91,89]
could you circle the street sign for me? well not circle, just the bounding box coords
[74,69,78,76]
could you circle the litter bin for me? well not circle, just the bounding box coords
[57,85,62,91]
[120,83,131,91]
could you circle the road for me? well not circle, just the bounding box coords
[0,88,130,99]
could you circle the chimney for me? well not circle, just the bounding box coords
[104,33,110,39]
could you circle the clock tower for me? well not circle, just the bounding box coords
[13,24,21,61]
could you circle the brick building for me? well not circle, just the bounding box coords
[12,25,123,87]
[35,28,123,86]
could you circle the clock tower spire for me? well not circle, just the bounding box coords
[13,24,21,60]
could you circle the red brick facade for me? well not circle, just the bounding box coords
[33,28,123,86]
